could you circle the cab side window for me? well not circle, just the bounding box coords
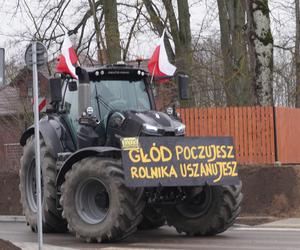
[64,81,79,131]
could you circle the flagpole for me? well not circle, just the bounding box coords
[150,62,157,85]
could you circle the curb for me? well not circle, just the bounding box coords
[236,216,278,226]
[13,242,74,250]
[257,218,300,228]
[0,215,25,222]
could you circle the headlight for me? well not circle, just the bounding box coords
[176,124,185,135]
[143,123,158,132]
[142,123,162,135]
[86,106,93,115]
[166,107,173,115]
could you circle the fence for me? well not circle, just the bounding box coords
[275,108,300,164]
[178,107,300,165]
[2,107,299,168]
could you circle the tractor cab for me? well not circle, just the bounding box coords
[54,63,186,150]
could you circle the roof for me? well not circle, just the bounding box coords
[0,85,23,116]
[81,59,150,74]
[9,67,32,86]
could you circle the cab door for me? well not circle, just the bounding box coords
[62,81,79,150]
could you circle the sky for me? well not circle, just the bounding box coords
[0,0,296,63]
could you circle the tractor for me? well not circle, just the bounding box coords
[19,62,242,242]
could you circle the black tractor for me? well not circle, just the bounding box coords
[19,63,242,242]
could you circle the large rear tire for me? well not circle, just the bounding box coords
[60,157,145,242]
[19,136,67,233]
[164,183,242,236]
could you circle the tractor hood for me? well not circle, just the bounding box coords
[121,110,186,136]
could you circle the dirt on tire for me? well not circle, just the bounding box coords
[0,239,21,250]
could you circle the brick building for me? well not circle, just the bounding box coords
[0,67,49,172]
[0,85,24,172]
[10,67,49,100]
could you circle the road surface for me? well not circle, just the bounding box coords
[0,221,300,250]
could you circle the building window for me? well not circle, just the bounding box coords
[27,81,41,97]
[27,86,33,97]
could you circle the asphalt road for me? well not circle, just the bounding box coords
[1,222,300,250]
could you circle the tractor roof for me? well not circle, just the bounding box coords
[85,62,149,81]
[85,62,148,72]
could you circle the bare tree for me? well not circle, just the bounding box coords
[8,0,125,66]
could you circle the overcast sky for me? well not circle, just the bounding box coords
[0,0,296,63]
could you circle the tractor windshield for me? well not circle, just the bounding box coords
[90,80,151,121]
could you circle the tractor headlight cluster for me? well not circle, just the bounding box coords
[175,124,186,135]
[142,123,185,136]
[142,123,161,135]
[86,106,94,115]
[137,70,145,76]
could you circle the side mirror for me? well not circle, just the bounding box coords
[177,74,189,100]
[68,80,77,92]
[49,78,62,103]
[108,112,126,128]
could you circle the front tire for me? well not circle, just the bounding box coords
[164,183,242,236]
[19,136,67,233]
[60,157,145,242]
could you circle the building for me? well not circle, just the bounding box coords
[0,85,24,172]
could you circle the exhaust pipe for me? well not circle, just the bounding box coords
[76,67,91,116]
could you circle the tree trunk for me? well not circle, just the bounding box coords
[103,0,121,63]
[295,0,300,107]
[176,0,192,73]
[161,0,194,106]
[217,0,234,105]
[143,0,175,60]
[217,0,254,106]
[231,0,253,105]
[88,0,105,64]
[176,0,194,106]
[247,0,274,106]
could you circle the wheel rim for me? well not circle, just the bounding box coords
[25,159,44,212]
[75,177,109,224]
[176,186,213,218]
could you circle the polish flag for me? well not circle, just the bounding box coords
[56,34,78,79]
[148,30,176,81]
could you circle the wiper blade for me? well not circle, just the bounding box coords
[95,94,115,111]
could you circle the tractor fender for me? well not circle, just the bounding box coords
[56,146,121,186]
[20,116,63,157]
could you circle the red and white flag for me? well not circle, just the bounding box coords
[148,30,176,80]
[56,34,78,79]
